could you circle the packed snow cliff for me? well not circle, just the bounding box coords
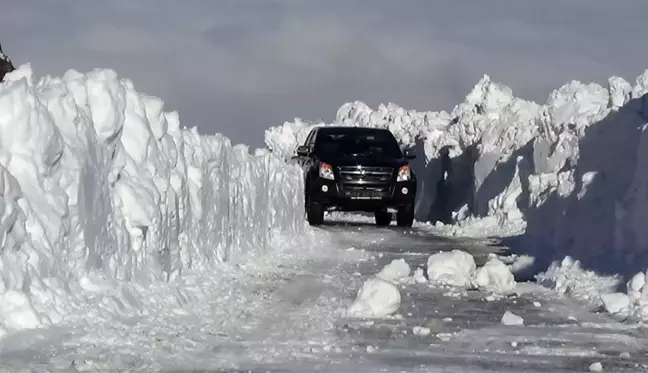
[266,69,648,321]
[0,64,305,336]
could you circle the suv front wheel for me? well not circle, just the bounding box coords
[374,210,392,226]
[306,197,325,226]
[396,205,414,227]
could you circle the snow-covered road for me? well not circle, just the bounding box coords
[1,214,647,372]
[323,218,648,372]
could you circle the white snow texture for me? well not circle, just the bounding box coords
[426,250,477,288]
[266,68,648,320]
[0,64,305,335]
[346,276,401,318]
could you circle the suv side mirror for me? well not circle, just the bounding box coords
[296,145,310,157]
[403,148,416,159]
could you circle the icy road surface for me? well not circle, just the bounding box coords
[1,214,648,372]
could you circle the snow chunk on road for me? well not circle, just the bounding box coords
[426,250,476,287]
[412,325,431,336]
[596,270,648,321]
[413,267,427,284]
[589,362,603,372]
[347,277,401,318]
[600,293,631,318]
[425,250,517,294]
[501,310,524,326]
[376,258,411,284]
[474,258,516,293]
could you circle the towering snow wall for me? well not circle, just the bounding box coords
[0,64,305,335]
[335,73,648,283]
[265,70,648,285]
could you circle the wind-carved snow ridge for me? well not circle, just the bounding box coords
[265,68,648,321]
[0,64,305,336]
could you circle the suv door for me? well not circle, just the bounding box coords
[295,128,318,168]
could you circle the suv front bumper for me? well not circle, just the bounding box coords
[308,177,416,211]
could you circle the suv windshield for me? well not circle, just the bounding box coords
[315,129,403,158]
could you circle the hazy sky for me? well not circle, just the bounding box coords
[2,1,648,148]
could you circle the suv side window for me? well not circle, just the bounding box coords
[303,130,314,147]
[306,129,318,152]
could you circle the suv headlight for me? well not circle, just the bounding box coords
[397,165,411,182]
[319,162,335,180]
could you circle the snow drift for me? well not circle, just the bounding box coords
[0,64,305,335]
[266,68,648,319]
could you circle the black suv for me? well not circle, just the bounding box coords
[293,126,417,227]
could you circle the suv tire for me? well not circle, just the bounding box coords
[396,205,414,227]
[374,210,392,226]
[306,199,325,226]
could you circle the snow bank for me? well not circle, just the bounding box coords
[537,256,648,322]
[335,72,648,284]
[264,118,327,160]
[0,64,305,335]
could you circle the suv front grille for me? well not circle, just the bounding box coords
[337,166,394,198]
[337,166,393,185]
